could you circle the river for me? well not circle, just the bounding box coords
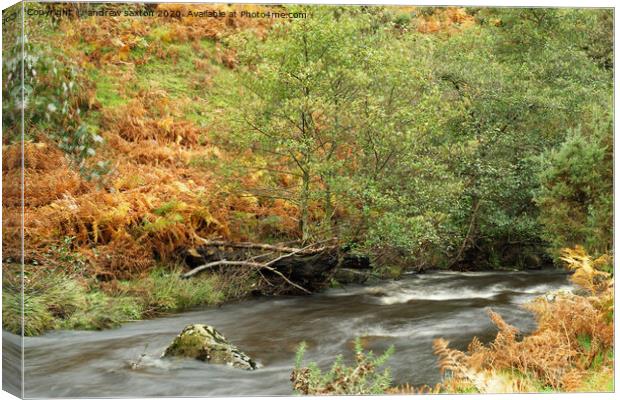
[3,270,573,397]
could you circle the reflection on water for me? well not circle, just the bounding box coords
[5,270,572,397]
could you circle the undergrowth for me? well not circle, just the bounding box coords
[291,339,395,395]
[2,264,250,336]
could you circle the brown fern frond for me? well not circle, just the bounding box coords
[560,370,586,392]
[432,338,468,378]
[560,246,611,293]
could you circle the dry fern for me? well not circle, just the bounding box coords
[434,249,614,393]
[560,246,611,294]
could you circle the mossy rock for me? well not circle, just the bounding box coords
[162,324,258,370]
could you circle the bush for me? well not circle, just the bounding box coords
[536,112,613,259]
[2,26,106,178]
[291,339,394,395]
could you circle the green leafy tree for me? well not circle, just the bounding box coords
[348,32,463,270]
[230,7,379,241]
[431,9,612,268]
[536,107,613,258]
[223,6,612,270]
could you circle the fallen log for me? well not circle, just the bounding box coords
[182,239,341,293]
[182,260,311,294]
[182,238,371,294]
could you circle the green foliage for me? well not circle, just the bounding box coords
[116,267,225,316]
[230,7,460,254]
[2,23,106,178]
[230,6,379,241]
[415,9,613,268]
[291,339,394,395]
[45,236,88,273]
[221,6,612,269]
[2,265,228,336]
[2,266,87,335]
[3,36,105,170]
[536,108,613,258]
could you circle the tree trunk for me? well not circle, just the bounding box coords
[449,197,480,270]
[324,178,334,233]
[300,170,311,242]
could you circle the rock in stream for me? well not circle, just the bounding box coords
[162,324,258,370]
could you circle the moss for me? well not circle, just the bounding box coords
[375,265,404,279]
[329,278,343,289]
[165,332,208,359]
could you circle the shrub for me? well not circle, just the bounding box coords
[291,339,394,395]
[536,114,613,259]
[2,23,105,178]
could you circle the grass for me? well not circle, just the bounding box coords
[88,69,129,108]
[577,366,614,392]
[2,264,244,336]
[135,42,206,99]
[113,267,226,317]
[3,265,88,335]
[131,36,232,126]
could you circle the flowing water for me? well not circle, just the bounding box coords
[4,270,573,397]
